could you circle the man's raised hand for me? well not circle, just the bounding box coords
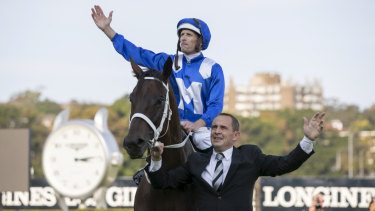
[303,112,326,141]
[91,5,113,31]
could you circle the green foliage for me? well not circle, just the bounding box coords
[237,115,283,155]
[111,94,131,118]
[275,109,316,151]
[0,104,22,127]
[349,119,373,132]
[10,90,42,104]
[324,99,362,129]
[363,105,375,126]
[30,123,50,178]
[36,99,62,114]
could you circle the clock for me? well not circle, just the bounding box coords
[42,108,123,208]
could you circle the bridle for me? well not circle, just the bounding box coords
[129,76,191,149]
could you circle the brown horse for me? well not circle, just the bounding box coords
[123,57,195,211]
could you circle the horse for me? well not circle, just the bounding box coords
[123,57,195,211]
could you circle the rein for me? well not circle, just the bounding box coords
[129,76,191,149]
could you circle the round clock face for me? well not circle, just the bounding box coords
[42,123,107,198]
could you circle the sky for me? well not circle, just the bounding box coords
[1,0,374,110]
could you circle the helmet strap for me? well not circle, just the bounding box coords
[174,40,180,70]
[195,36,203,52]
[192,18,203,51]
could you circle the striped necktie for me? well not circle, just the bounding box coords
[212,153,225,191]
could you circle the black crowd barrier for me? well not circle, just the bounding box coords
[1,177,374,210]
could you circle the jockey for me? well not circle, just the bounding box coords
[91,5,225,184]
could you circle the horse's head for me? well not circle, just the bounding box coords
[123,57,173,159]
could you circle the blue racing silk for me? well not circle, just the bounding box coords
[112,33,224,127]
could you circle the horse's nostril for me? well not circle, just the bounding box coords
[123,137,130,150]
[123,137,146,153]
[137,138,145,146]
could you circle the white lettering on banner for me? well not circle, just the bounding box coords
[294,186,314,207]
[1,187,56,207]
[2,192,14,206]
[1,186,137,208]
[63,197,96,207]
[176,78,203,114]
[106,187,137,207]
[263,186,278,207]
[64,198,81,206]
[278,186,296,207]
[330,187,339,207]
[29,187,43,206]
[262,186,375,208]
[43,187,56,206]
[84,198,96,207]
[341,187,358,208]
[3,183,375,209]
[14,191,29,206]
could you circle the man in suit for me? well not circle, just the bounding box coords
[146,112,325,211]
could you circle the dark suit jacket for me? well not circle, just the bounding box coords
[146,144,313,211]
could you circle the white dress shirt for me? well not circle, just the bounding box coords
[201,147,233,186]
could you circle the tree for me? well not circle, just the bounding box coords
[36,99,62,114]
[111,94,131,118]
[0,104,22,128]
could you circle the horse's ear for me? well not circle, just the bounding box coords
[130,56,142,79]
[162,57,173,82]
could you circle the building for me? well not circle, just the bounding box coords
[224,73,324,117]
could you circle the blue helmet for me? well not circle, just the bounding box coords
[177,18,211,50]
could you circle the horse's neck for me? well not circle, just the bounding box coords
[161,109,182,146]
[159,92,191,169]
[165,87,183,145]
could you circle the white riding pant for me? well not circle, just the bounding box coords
[192,127,212,150]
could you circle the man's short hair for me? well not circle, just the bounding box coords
[217,113,240,132]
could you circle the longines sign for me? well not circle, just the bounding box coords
[1,178,375,210]
[260,177,375,210]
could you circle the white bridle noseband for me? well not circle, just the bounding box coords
[129,76,191,149]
